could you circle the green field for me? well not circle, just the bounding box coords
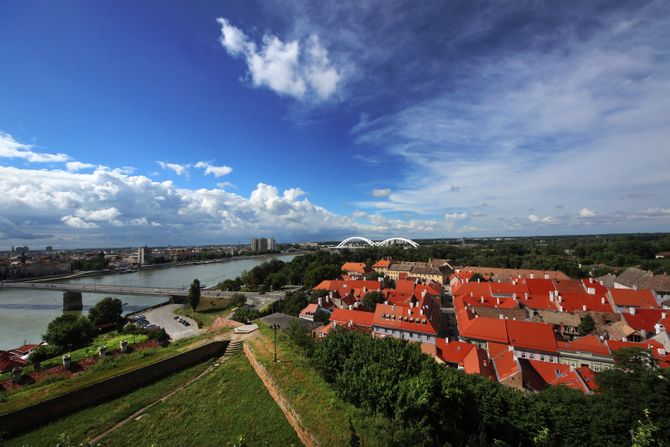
[98,351,300,446]
[175,297,236,328]
[3,360,214,447]
[246,326,394,447]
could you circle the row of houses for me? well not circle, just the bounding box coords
[300,259,670,395]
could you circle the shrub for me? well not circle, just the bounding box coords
[43,314,95,349]
[29,344,64,363]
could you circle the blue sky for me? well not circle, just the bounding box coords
[0,0,669,249]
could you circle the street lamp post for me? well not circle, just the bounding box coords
[271,324,280,363]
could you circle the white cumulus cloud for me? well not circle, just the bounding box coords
[157,161,189,176]
[195,161,233,177]
[66,161,95,172]
[216,17,342,101]
[528,214,556,223]
[371,188,391,197]
[61,215,98,229]
[0,132,70,163]
[445,212,467,220]
[579,208,597,218]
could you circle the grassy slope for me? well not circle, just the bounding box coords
[0,335,208,414]
[175,297,236,328]
[100,352,301,447]
[247,326,392,447]
[3,360,214,447]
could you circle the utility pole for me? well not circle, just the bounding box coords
[271,324,280,363]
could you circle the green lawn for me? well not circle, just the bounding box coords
[175,297,235,328]
[246,326,394,447]
[0,334,209,414]
[99,352,301,447]
[3,360,214,447]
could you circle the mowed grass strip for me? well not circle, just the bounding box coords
[4,360,214,447]
[100,352,302,447]
[246,327,391,447]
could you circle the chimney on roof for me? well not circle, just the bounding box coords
[392,304,395,311]
[630,307,636,315]
[530,274,535,279]
[480,297,485,304]
[499,314,504,319]
[363,287,367,293]
[349,304,353,310]
[384,300,388,305]
[445,337,449,344]
[329,291,334,299]
[582,305,587,311]
[470,292,474,298]
[512,293,517,299]
[420,309,424,315]
[318,297,323,307]
[497,298,501,305]
[545,274,550,279]
[408,308,412,315]
[601,297,606,305]
[662,312,667,319]
[549,291,554,301]
[558,305,564,312]
[422,289,427,298]
[525,292,529,299]
[477,278,480,283]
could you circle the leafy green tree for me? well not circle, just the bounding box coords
[43,314,95,348]
[313,308,330,325]
[88,297,124,327]
[286,321,315,356]
[631,409,664,447]
[578,313,595,335]
[188,279,201,312]
[360,291,385,311]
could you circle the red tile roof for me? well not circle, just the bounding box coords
[554,279,586,294]
[463,346,496,381]
[487,342,511,359]
[557,335,611,356]
[490,282,529,297]
[609,288,659,308]
[341,262,369,274]
[527,360,590,394]
[492,349,521,381]
[299,303,318,317]
[623,309,666,333]
[576,366,599,391]
[463,317,509,344]
[330,308,374,328]
[372,303,439,335]
[582,278,609,295]
[313,280,381,292]
[557,292,614,313]
[435,339,476,364]
[505,320,558,353]
[0,351,28,373]
[524,278,557,296]
[372,259,391,268]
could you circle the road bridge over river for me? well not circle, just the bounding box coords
[0,282,290,310]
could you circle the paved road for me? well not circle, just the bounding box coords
[140,304,201,340]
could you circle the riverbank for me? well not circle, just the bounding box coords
[9,251,306,284]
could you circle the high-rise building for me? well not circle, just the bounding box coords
[251,237,275,252]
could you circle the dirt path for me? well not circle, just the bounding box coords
[244,343,317,447]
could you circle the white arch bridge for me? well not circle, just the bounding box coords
[335,236,420,249]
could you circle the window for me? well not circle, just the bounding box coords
[529,354,535,360]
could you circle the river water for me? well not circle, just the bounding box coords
[0,254,295,350]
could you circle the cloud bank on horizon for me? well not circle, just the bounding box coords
[0,0,669,248]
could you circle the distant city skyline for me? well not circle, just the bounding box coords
[1,1,669,249]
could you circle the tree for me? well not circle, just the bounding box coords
[188,279,201,312]
[88,297,124,327]
[43,314,95,348]
[578,313,595,335]
[361,291,386,312]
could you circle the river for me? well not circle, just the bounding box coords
[0,254,295,350]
